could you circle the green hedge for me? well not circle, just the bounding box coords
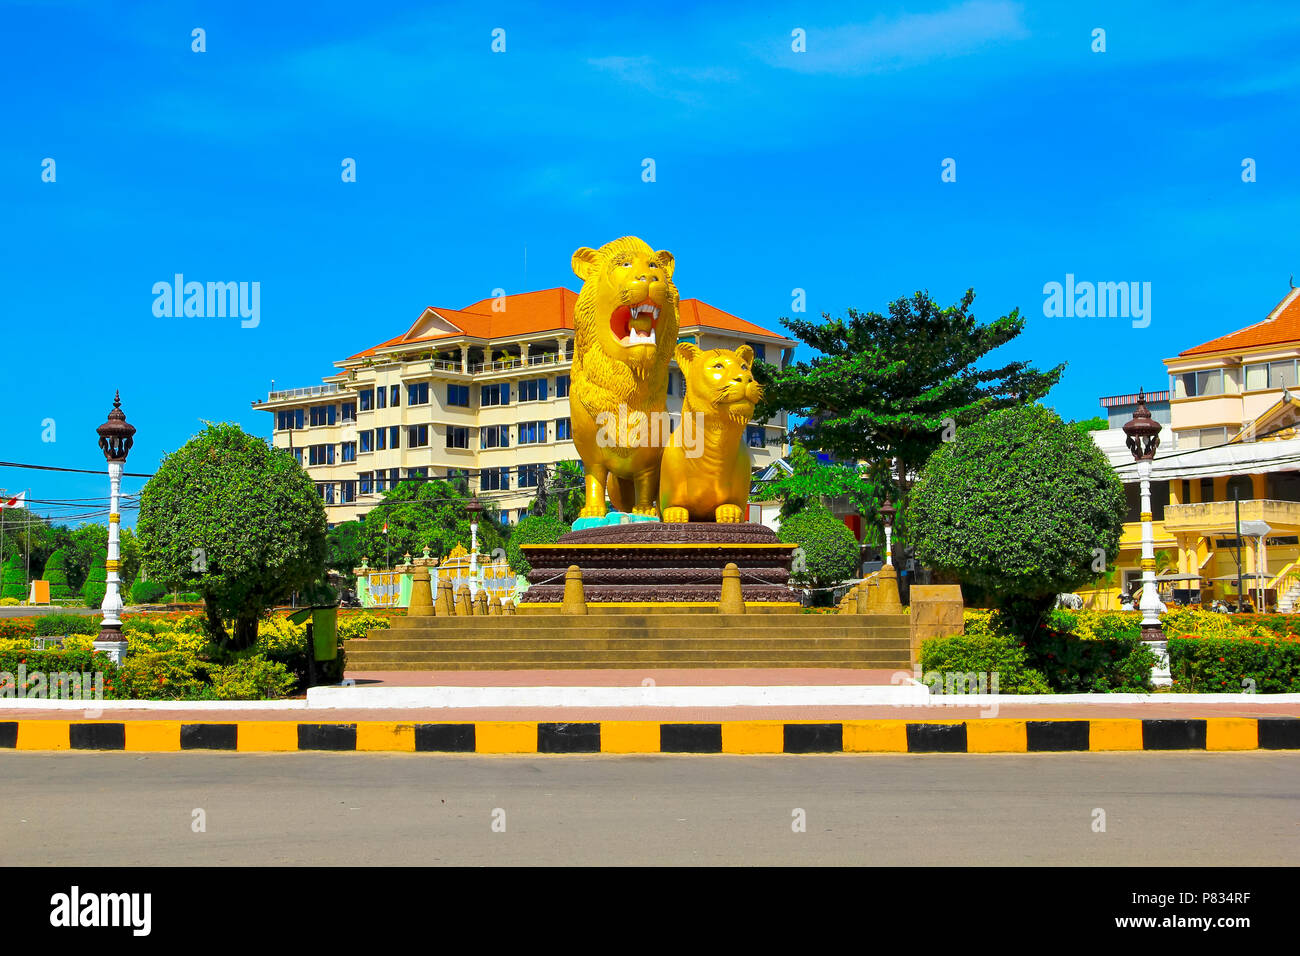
[1,554,25,601]
[0,648,120,697]
[130,580,167,604]
[919,630,1050,694]
[44,548,73,601]
[81,549,107,609]
[1168,635,1300,693]
[32,614,100,637]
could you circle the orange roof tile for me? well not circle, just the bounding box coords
[344,287,787,362]
[1179,287,1300,357]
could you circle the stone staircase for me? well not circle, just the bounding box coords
[1277,581,1300,613]
[344,613,913,670]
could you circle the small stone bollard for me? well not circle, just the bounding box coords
[561,565,588,616]
[409,567,434,616]
[502,599,516,615]
[435,579,454,616]
[455,584,472,616]
[719,562,745,614]
[489,597,501,616]
[874,565,903,613]
[475,590,489,616]
[857,576,877,614]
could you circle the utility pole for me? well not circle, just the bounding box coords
[1234,489,1244,612]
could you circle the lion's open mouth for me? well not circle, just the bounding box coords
[611,302,660,347]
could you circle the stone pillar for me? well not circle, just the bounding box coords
[435,578,454,616]
[475,590,489,616]
[490,597,501,616]
[857,577,876,614]
[502,599,516,615]
[94,461,128,663]
[719,563,745,614]
[1136,457,1171,686]
[460,345,470,374]
[455,584,472,616]
[561,565,587,616]
[408,567,433,616]
[1251,472,1268,500]
[874,565,903,613]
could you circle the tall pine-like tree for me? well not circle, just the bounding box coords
[755,288,1064,525]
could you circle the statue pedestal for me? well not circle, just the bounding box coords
[519,522,801,613]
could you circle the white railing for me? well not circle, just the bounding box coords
[468,352,570,374]
[264,383,341,402]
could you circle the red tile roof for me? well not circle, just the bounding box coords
[344,287,787,362]
[1178,287,1300,357]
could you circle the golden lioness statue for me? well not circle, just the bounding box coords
[570,236,680,518]
[659,343,762,523]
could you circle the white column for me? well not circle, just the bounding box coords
[1137,458,1171,686]
[94,461,128,663]
[883,524,893,567]
[469,519,479,596]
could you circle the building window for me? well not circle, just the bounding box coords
[388,425,400,449]
[447,426,469,449]
[1201,477,1214,503]
[1226,475,1252,502]
[341,402,356,423]
[374,471,386,493]
[518,378,547,402]
[448,384,471,408]
[1179,369,1224,398]
[359,389,374,411]
[340,480,356,504]
[1245,360,1298,392]
[481,424,510,449]
[518,463,543,488]
[447,468,469,493]
[518,421,545,445]
[308,444,334,466]
[319,482,335,504]
[309,404,336,426]
[407,382,429,406]
[359,472,373,495]
[277,409,305,431]
[407,425,429,448]
[376,386,387,409]
[388,468,401,488]
[555,374,570,398]
[390,385,401,407]
[375,428,386,451]
[291,448,303,465]
[359,430,373,454]
[406,468,427,480]
[481,467,510,491]
[555,418,572,441]
[746,426,765,448]
[480,383,510,407]
[746,342,767,362]
[341,441,357,463]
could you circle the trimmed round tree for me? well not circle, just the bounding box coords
[44,548,73,601]
[81,549,107,608]
[908,404,1125,635]
[777,504,861,601]
[1,553,26,601]
[506,514,571,575]
[136,422,328,650]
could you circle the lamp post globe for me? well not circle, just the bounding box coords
[94,391,135,663]
[1121,389,1171,687]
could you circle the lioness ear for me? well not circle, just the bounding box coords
[736,345,754,366]
[571,247,600,281]
[676,342,700,367]
[654,250,675,279]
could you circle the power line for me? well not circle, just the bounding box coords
[0,460,154,478]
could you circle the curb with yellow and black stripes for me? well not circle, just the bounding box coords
[2,718,1299,753]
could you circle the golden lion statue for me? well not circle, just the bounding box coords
[570,236,680,518]
[659,344,762,523]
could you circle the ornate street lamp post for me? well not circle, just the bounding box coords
[879,498,896,567]
[467,496,483,595]
[94,392,135,663]
[1122,390,1171,687]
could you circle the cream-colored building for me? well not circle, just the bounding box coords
[253,288,795,525]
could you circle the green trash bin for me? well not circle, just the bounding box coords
[312,607,337,662]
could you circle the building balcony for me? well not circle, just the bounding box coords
[253,383,342,406]
[1163,499,1300,533]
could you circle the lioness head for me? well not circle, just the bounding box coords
[572,236,679,376]
[676,343,763,425]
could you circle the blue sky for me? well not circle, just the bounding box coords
[3,0,1299,524]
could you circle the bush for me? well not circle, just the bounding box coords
[337,612,390,642]
[81,549,107,609]
[32,614,100,637]
[506,514,570,575]
[1168,634,1300,693]
[130,580,167,604]
[920,626,1051,694]
[208,657,297,700]
[910,404,1125,634]
[0,648,120,698]
[777,503,860,597]
[1027,627,1155,693]
[44,548,73,601]
[0,597,19,607]
[115,652,216,701]
[1,554,25,601]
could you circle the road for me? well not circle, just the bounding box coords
[1,752,1295,865]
